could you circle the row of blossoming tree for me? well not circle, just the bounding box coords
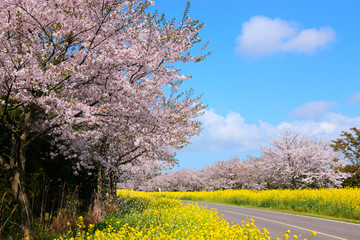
[0,0,207,238]
[134,130,351,192]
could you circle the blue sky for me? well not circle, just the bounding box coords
[150,0,360,170]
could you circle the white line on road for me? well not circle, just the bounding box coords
[220,209,348,240]
[200,202,360,226]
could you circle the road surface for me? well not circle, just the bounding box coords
[184,201,360,240]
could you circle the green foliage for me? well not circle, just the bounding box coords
[331,127,360,187]
[0,127,98,238]
[331,127,360,168]
[340,165,360,187]
[0,171,20,239]
[0,122,19,238]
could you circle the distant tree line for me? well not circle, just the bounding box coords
[135,130,359,192]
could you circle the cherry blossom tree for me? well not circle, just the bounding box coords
[234,156,266,190]
[140,168,204,192]
[261,130,350,189]
[138,157,262,192]
[0,0,206,237]
[138,131,350,192]
[201,157,244,190]
[116,158,164,190]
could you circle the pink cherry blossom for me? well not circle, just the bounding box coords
[0,1,206,237]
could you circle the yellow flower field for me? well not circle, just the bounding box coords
[55,190,301,240]
[150,188,360,221]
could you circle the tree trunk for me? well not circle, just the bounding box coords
[9,110,33,239]
[10,135,33,239]
[94,165,102,206]
[92,165,103,222]
[10,168,33,239]
[109,171,117,198]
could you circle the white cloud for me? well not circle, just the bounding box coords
[288,101,336,120]
[350,91,360,102]
[283,27,335,53]
[235,16,335,57]
[235,16,296,57]
[185,109,360,154]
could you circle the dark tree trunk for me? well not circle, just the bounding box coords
[10,168,33,239]
[10,129,33,239]
[94,165,103,205]
[109,171,117,198]
[92,165,103,221]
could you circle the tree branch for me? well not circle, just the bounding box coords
[48,75,71,92]
[118,149,147,166]
[0,81,13,123]
[16,4,56,47]
[117,146,140,162]
[25,124,60,147]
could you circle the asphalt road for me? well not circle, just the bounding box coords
[183,201,360,240]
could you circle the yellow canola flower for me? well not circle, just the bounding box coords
[149,188,360,222]
[60,190,283,240]
[58,190,332,240]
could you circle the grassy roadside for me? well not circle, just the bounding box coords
[149,188,360,224]
[183,199,360,225]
